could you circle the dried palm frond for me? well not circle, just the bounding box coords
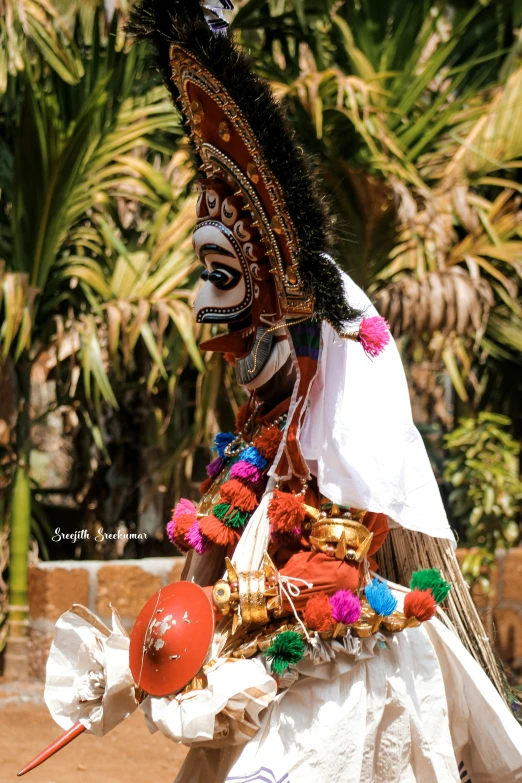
[375,269,494,342]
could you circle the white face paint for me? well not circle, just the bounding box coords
[193,221,253,323]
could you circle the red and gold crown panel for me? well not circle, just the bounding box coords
[169,44,315,318]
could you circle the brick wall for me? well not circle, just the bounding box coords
[27,557,184,680]
[25,549,522,682]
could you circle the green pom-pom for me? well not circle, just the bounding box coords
[265,630,305,676]
[213,502,230,521]
[410,569,451,604]
[213,503,250,529]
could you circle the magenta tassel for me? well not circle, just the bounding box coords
[330,590,362,624]
[358,316,390,358]
[229,460,262,484]
[166,519,176,544]
[207,457,225,479]
[186,521,211,555]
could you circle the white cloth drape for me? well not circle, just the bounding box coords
[300,272,455,543]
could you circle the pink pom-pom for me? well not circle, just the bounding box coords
[173,498,197,521]
[229,460,262,484]
[358,316,390,358]
[329,590,362,625]
[186,521,211,555]
[166,498,197,549]
[207,457,225,479]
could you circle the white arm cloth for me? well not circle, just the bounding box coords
[44,605,138,736]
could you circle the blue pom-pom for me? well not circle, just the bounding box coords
[364,578,397,617]
[239,446,268,470]
[212,432,235,458]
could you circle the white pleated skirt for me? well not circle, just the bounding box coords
[173,618,522,783]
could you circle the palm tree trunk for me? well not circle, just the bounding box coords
[4,363,31,680]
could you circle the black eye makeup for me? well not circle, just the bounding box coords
[200,262,241,290]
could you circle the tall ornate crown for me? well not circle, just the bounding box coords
[128,0,361,332]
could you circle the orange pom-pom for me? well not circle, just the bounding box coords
[303,592,335,632]
[235,403,250,435]
[199,515,240,548]
[199,476,214,495]
[253,425,283,462]
[268,490,306,536]
[169,512,194,551]
[220,479,258,512]
[404,588,437,622]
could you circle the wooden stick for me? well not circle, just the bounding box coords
[18,720,86,776]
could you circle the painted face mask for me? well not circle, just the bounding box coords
[134,0,364,481]
[193,177,286,386]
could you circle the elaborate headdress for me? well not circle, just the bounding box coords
[128,0,360,331]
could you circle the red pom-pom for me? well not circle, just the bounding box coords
[167,512,194,552]
[199,515,240,548]
[199,476,214,495]
[235,403,250,435]
[268,490,306,536]
[220,479,258,512]
[303,592,335,632]
[253,425,283,462]
[404,588,436,622]
[358,316,390,358]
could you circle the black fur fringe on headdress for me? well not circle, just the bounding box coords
[127,0,361,330]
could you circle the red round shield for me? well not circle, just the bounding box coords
[129,581,214,697]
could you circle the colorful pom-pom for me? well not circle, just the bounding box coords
[166,499,197,552]
[186,521,211,555]
[265,630,305,676]
[239,446,268,470]
[172,498,197,520]
[329,590,362,625]
[358,316,390,358]
[364,578,398,617]
[253,425,283,462]
[229,460,263,484]
[206,456,225,479]
[212,432,235,459]
[220,479,258,512]
[268,490,306,537]
[410,569,451,605]
[213,503,250,529]
[303,592,335,632]
[199,514,240,547]
[404,588,437,622]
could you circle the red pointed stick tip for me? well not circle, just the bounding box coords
[17,721,86,776]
